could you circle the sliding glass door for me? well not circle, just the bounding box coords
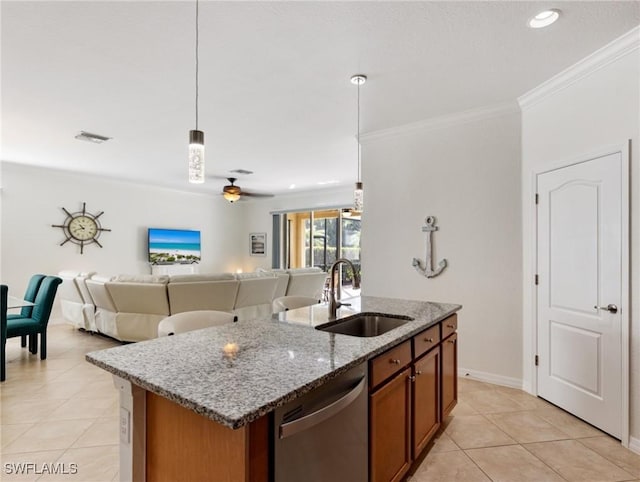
[274,208,361,293]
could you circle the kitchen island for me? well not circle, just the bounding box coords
[86,296,461,482]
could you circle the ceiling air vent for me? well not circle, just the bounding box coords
[229,169,253,175]
[75,131,111,144]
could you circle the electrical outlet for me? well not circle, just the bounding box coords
[120,407,130,444]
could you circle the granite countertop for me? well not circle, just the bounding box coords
[86,296,461,429]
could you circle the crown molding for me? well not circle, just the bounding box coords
[518,26,640,110]
[359,101,520,143]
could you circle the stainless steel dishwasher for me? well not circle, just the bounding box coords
[273,363,368,482]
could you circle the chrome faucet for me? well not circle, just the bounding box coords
[328,258,361,319]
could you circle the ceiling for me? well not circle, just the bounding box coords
[2,1,639,196]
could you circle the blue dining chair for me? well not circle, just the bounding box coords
[7,274,45,349]
[6,276,62,361]
[1,284,8,381]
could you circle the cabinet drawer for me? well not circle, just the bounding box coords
[413,324,440,359]
[370,340,412,389]
[441,314,457,339]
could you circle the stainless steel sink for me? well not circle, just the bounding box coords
[316,313,414,337]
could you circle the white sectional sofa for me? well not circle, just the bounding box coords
[61,268,327,342]
[58,270,97,331]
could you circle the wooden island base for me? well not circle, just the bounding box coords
[117,382,270,482]
[146,393,269,482]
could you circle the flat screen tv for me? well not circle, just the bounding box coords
[148,228,201,264]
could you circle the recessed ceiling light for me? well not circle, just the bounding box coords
[528,9,560,29]
[317,180,339,185]
[75,131,111,144]
[288,184,296,189]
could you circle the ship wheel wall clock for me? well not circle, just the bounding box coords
[52,202,111,254]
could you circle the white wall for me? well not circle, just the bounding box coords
[520,34,640,439]
[361,108,523,384]
[0,162,244,310]
[237,187,354,272]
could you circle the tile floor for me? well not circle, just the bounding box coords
[2,324,640,481]
[409,378,640,482]
[1,324,120,481]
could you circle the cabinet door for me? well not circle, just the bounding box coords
[442,332,458,418]
[370,367,412,482]
[413,347,440,457]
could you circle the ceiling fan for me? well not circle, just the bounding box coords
[221,178,274,203]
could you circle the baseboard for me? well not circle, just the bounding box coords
[458,367,523,390]
[628,436,640,454]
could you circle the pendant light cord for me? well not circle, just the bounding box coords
[195,0,199,130]
[357,79,361,183]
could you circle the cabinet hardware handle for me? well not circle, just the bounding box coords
[447,339,456,344]
[409,375,416,382]
[424,338,434,343]
[416,370,422,375]
[390,359,401,364]
[447,324,455,328]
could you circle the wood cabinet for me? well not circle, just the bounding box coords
[370,367,412,482]
[442,331,458,417]
[412,347,441,457]
[370,340,412,390]
[413,324,439,359]
[369,314,458,482]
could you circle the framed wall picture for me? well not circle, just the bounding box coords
[250,232,267,256]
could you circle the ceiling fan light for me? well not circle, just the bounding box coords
[188,130,205,184]
[223,192,241,203]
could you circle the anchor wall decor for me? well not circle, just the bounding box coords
[412,216,447,278]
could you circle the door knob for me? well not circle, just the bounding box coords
[594,304,618,314]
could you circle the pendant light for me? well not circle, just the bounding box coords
[351,74,366,212]
[188,0,205,184]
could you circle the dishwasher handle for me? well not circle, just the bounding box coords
[279,376,366,439]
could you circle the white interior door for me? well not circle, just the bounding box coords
[537,151,624,438]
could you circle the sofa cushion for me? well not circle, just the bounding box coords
[114,274,169,284]
[273,272,290,299]
[169,273,235,282]
[167,280,239,314]
[106,282,170,315]
[234,277,278,309]
[90,274,115,283]
[286,271,328,298]
[234,272,275,280]
[75,274,95,305]
[285,267,323,274]
[85,278,116,309]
